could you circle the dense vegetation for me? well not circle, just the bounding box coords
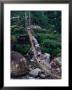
[11,11,61,57]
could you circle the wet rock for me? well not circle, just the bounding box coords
[38,71,46,79]
[30,58,34,62]
[29,68,41,77]
[28,77,35,79]
[11,51,29,77]
[43,53,50,63]
[39,74,46,79]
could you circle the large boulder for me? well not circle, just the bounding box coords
[11,51,29,77]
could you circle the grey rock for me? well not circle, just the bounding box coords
[29,68,41,77]
[39,74,46,79]
[54,57,61,66]
[28,77,35,79]
[11,51,29,77]
[43,53,50,63]
[30,58,34,62]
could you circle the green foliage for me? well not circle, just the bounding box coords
[11,27,25,35]
[15,44,30,55]
[11,11,61,57]
[11,11,61,32]
[36,31,61,56]
[41,39,61,56]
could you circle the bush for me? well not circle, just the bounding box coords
[41,39,61,56]
[15,44,30,55]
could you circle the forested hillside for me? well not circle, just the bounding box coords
[11,11,61,57]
